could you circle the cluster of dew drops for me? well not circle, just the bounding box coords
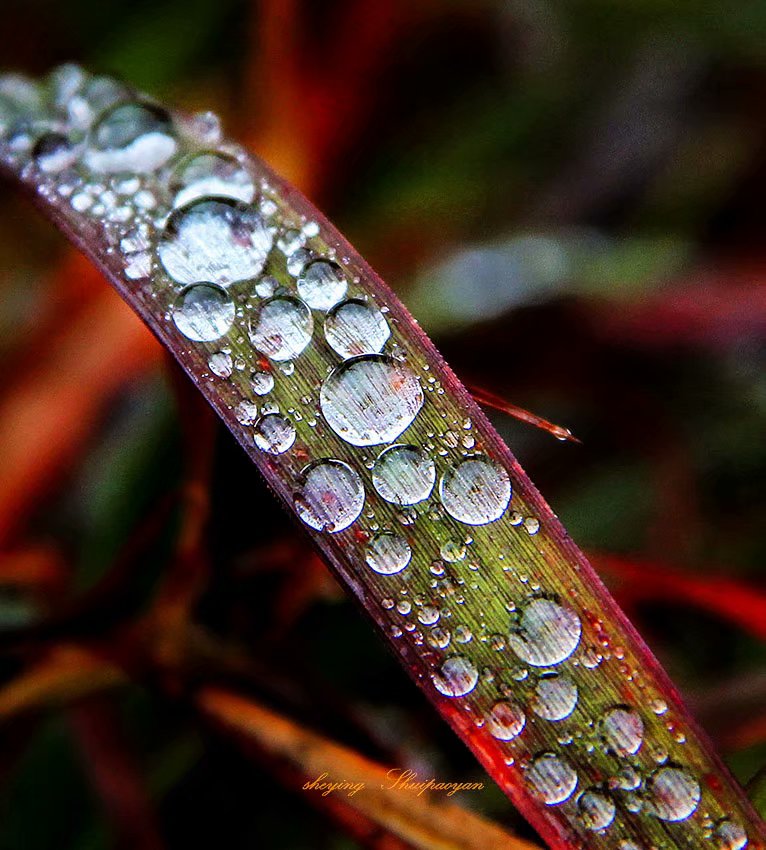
[0,66,754,850]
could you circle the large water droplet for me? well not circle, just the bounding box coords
[254,413,296,454]
[172,284,235,342]
[577,789,616,831]
[532,672,578,721]
[526,753,578,805]
[372,444,435,505]
[507,598,581,667]
[432,655,479,697]
[85,101,176,172]
[324,298,390,358]
[32,131,76,173]
[158,198,272,286]
[250,296,313,361]
[365,531,411,575]
[486,700,525,740]
[297,259,347,310]
[439,455,511,525]
[171,152,255,208]
[599,705,644,757]
[294,459,364,532]
[647,766,701,822]
[716,819,748,850]
[320,355,423,446]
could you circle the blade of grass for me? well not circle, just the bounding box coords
[0,67,763,850]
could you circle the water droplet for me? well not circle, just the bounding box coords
[208,351,232,377]
[171,152,255,207]
[85,101,176,172]
[286,247,312,277]
[716,819,748,850]
[508,598,581,667]
[526,753,578,805]
[32,131,76,173]
[255,275,278,298]
[647,766,701,822]
[254,413,296,454]
[486,700,525,740]
[250,370,275,395]
[250,296,313,361]
[418,605,440,626]
[234,401,258,425]
[454,624,473,644]
[432,655,478,697]
[172,284,235,342]
[532,672,578,721]
[524,516,540,535]
[440,540,466,562]
[158,198,272,286]
[365,531,411,575]
[294,459,365,533]
[599,705,644,757]
[439,455,511,525]
[320,355,423,446]
[428,627,451,649]
[577,789,616,830]
[297,259,347,310]
[371,444,435,505]
[324,298,391,358]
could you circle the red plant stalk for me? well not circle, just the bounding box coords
[0,67,762,850]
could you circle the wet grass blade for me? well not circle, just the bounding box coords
[0,67,764,850]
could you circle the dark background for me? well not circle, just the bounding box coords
[0,1,765,848]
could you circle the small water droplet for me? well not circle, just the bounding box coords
[234,401,258,425]
[208,351,232,377]
[171,152,255,207]
[250,370,275,395]
[577,789,616,830]
[32,131,76,173]
[320,355,423,446]
[599,705,644,757]
[526,752,578,805]
[365,531,411,575]
[324,298,391,358]
[532,672,578,721]
[158,198,272,286]
[294,459,365,533]
[297,259,347,310]
[172,284,235,342]
[716,819,748,850]
[439,455,511,525]
[454,624,473,644]
[486,700,525,740]
[371,444,435,505]
[418,605,440,626]
[85,101,176,173]
[647,766,701,822]
[508,598,581,667]
[254,413,296,454]
[440,540,467,562]
[428,627,451,649]
[255,275,278,298]
[250,296,314,361]
[432,655,479,697]
[524,516,540,535]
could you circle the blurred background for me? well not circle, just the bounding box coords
[0,1,765,848]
